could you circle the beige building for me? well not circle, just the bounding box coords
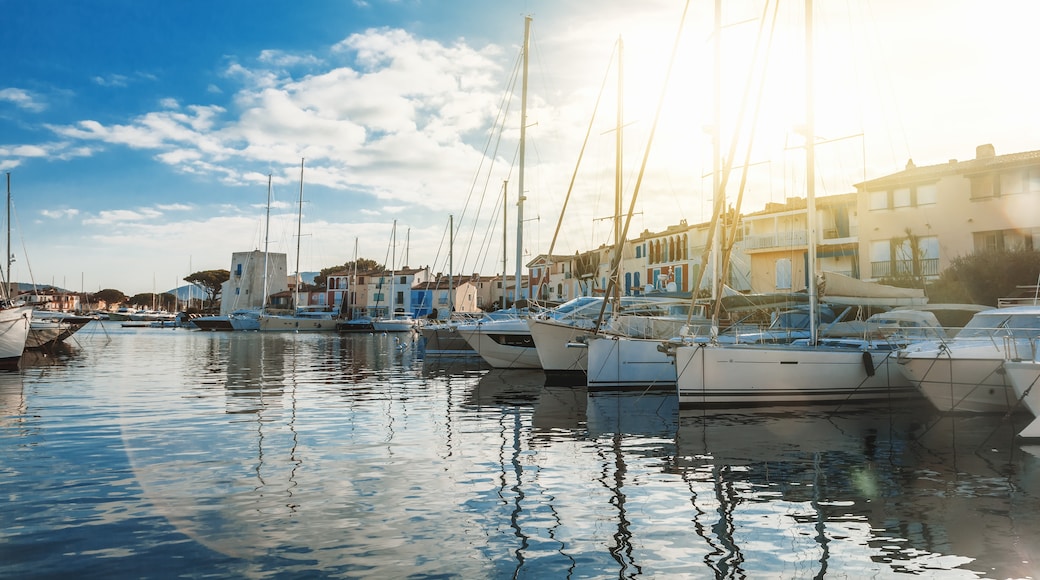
[856,144,1040,282]
[741,194,859,294]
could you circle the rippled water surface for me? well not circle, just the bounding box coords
[2,322,1039,578]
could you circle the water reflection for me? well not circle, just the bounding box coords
[669,403,1040,578]
[4,328,1040,578]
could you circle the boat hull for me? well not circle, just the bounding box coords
[1005,360,1040,437]
[676,343,915,407]
[420,325,477,357]
[526,318,590,379]
[897,342,1019,413]
[0,305,32,369]
[192,316,234,331]
[372,319,416,333]
[258,316,338,332]
[586,335,676,391]
[457,321,540,369]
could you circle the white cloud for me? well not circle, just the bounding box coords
[83,208,165,226]
[93,74,129,87]
[0,88,46,112]
[41,208,80,219]
[258,49,322,68]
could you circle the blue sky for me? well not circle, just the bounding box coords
[3,0,1039,296]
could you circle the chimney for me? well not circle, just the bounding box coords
[976,143,996,159]
[905,158,916,170]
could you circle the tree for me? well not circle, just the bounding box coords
[927,248,1040,306]
[92,288,127,307]
[315,258,383,288]
[185,269,230,311]
[128,292,178,310]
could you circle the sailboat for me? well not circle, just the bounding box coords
[0,173,34,369]
[259,159,338,332]
[525,34,711,385]
[673,0,916,407]
[193,174,282,331]
[456,16,543,369]
[372,219,416,332]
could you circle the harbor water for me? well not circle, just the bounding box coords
[2,322,1039,578]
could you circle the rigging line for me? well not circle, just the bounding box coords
[9,197,39,293]
[715,0,781,324]
[704,0,778,325]
[546,41,617,260]
[595,0,692,329]
[459,48,523,274]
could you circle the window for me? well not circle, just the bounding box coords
[1029,168,1040,193]
[775,258,792,290]
[893,187,911,208]
[635,245,642,259]
[916,184,937,205]
[399,276,407,284]
[869,190,888,210]
[1001,171,1024,195]
[970,175,998,199]
[396,291,404,306]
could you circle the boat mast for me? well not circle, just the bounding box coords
[389,219,397,317]
[4,172,10,302]
[294,158,305,311]
[262,174,272,315]
[515,15,531,305]
[613,34,624,305]
[448,214,454,316]
[806,0,818,346]
[501,179,508,310]
[351,236,358,318]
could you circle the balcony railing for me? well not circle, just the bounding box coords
[870,258,939,278]
[743,230,808,250]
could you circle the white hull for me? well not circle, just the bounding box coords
[675,343,915,407]
[1005,360,1040,437]
[372,319,416,333]
[526,318,590,375]
[896,306,1040,413]
[0,305,32,369]
[897,342,1020,413]
[457,319,540,369]
[586,335,676,391]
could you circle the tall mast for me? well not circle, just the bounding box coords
[262,174,272,314]
[502,179,508,310]
[515,15,531,304]
[5,173,10,301]
[711,0,722,303]
[448,214,454,316]
[389,219,397,316]
[614,35,624,304]
[295,158,305,311]
[806,0,818,345]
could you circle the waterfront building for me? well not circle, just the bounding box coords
[857,143,1040,282]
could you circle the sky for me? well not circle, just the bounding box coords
[3,0,1039,296]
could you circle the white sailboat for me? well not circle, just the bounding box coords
[673,0,916,408]
[0,173,33,368]
[456,16,541,369]
[259,160,338,332]
[372,219,416,332]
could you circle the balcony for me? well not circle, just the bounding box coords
[870,258,939,278]
[742,230,808,251]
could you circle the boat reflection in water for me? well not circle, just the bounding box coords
[671,402,1040,578]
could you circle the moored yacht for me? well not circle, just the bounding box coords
[527,295,704,385]
[456,314,541,369]
[1004,358,1040,437]
[897,305,1040,413]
